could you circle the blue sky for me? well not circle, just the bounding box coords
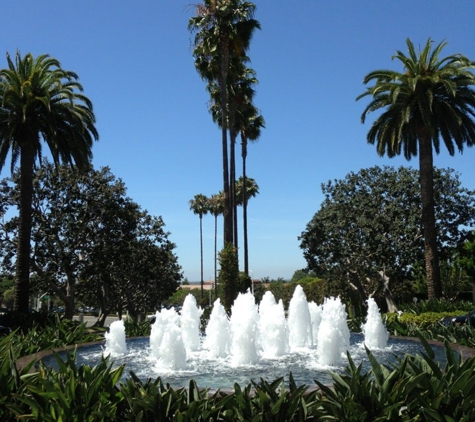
[2,1,475,282]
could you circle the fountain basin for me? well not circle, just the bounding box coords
[40,333,449,390]
[35,289,463,390]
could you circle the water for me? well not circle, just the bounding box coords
[42,288,447,390]
[317,296,351,366]
[361,297,389,349]
[103,319,126,356]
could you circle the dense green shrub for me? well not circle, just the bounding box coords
[4,314,104,358]
[267,281,294,308]
[384,310,475,348]
[266,278,330,310]
[166,287,200,307]
[218,242,239,311]
[397,311,454,326]
[0,310,57,333]
[314,338,475,421]
[123,318,152,338]
[2,336,474,421]
[397,298,473,313]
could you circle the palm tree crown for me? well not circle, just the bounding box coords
[357,38,475,159]
[0,52,98,171]
[357,38,475,299]
[0,51,98,312]
[235,176,258,205]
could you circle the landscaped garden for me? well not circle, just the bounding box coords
[1,295,474,421]
[1,1,475,420]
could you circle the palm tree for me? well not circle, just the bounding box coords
[357,38,475,299]
[208,192,224,296]
[189,0,260,246]
[207,62,262,251]
[235,176,259,277]
[0,52,98,312]
[229,63,260,250]
[189,193,209,298]
[239,106,264,276]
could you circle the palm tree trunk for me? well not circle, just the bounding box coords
[200,215,204,298]
[242,137,249,276]
[220,40,232,246]
[13,144,35,313]
[229,93,238,249]
[419,134,442,298]
[214,214,218,297]
[230,129,238,249]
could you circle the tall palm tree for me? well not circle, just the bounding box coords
[235,175,259,277]
[208,192,224,296]
[239,106,264,276]
[357,38,475,299]
[229,63,259,250]
[207,62,261,251]
[189,193,209,298]
[189,0,260,246]
[0,52,98,312]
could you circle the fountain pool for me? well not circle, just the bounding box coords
[41,288,448,389]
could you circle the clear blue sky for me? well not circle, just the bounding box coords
[2,1,475,282]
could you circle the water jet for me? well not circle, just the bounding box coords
[42,287,447,389]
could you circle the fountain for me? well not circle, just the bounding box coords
[104,319,126,356]
[361,297,389,349]
[258,291,289,357]
[45,287,447,389]
[287,285,313,349]
[316,296,351,366]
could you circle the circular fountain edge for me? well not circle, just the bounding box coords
[16,334,475,377]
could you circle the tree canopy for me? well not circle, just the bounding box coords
[299,166,475,310]
[0,161,181,321]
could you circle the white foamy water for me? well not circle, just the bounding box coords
[203,298,231,358]
[258,291,289,357]
[288,285,313,349]
[362,297,389,349]
[104,319,127,356]
[316,296,351,366]
[230,291,260,365]
[181,294,203,353]
[104,287,389,375]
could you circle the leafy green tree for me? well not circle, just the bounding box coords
[357,38,475,299]
[299,166,475,310]
[1,288,13,310]
[0,162,181,320]
[438,249,472,301]
[291,269,313,283]
[190,194,209,298]
[218,242,239,311]
[0,275,13,310]
[80,215,182,324]
[0,52,98,313]
[459,231,475,300]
